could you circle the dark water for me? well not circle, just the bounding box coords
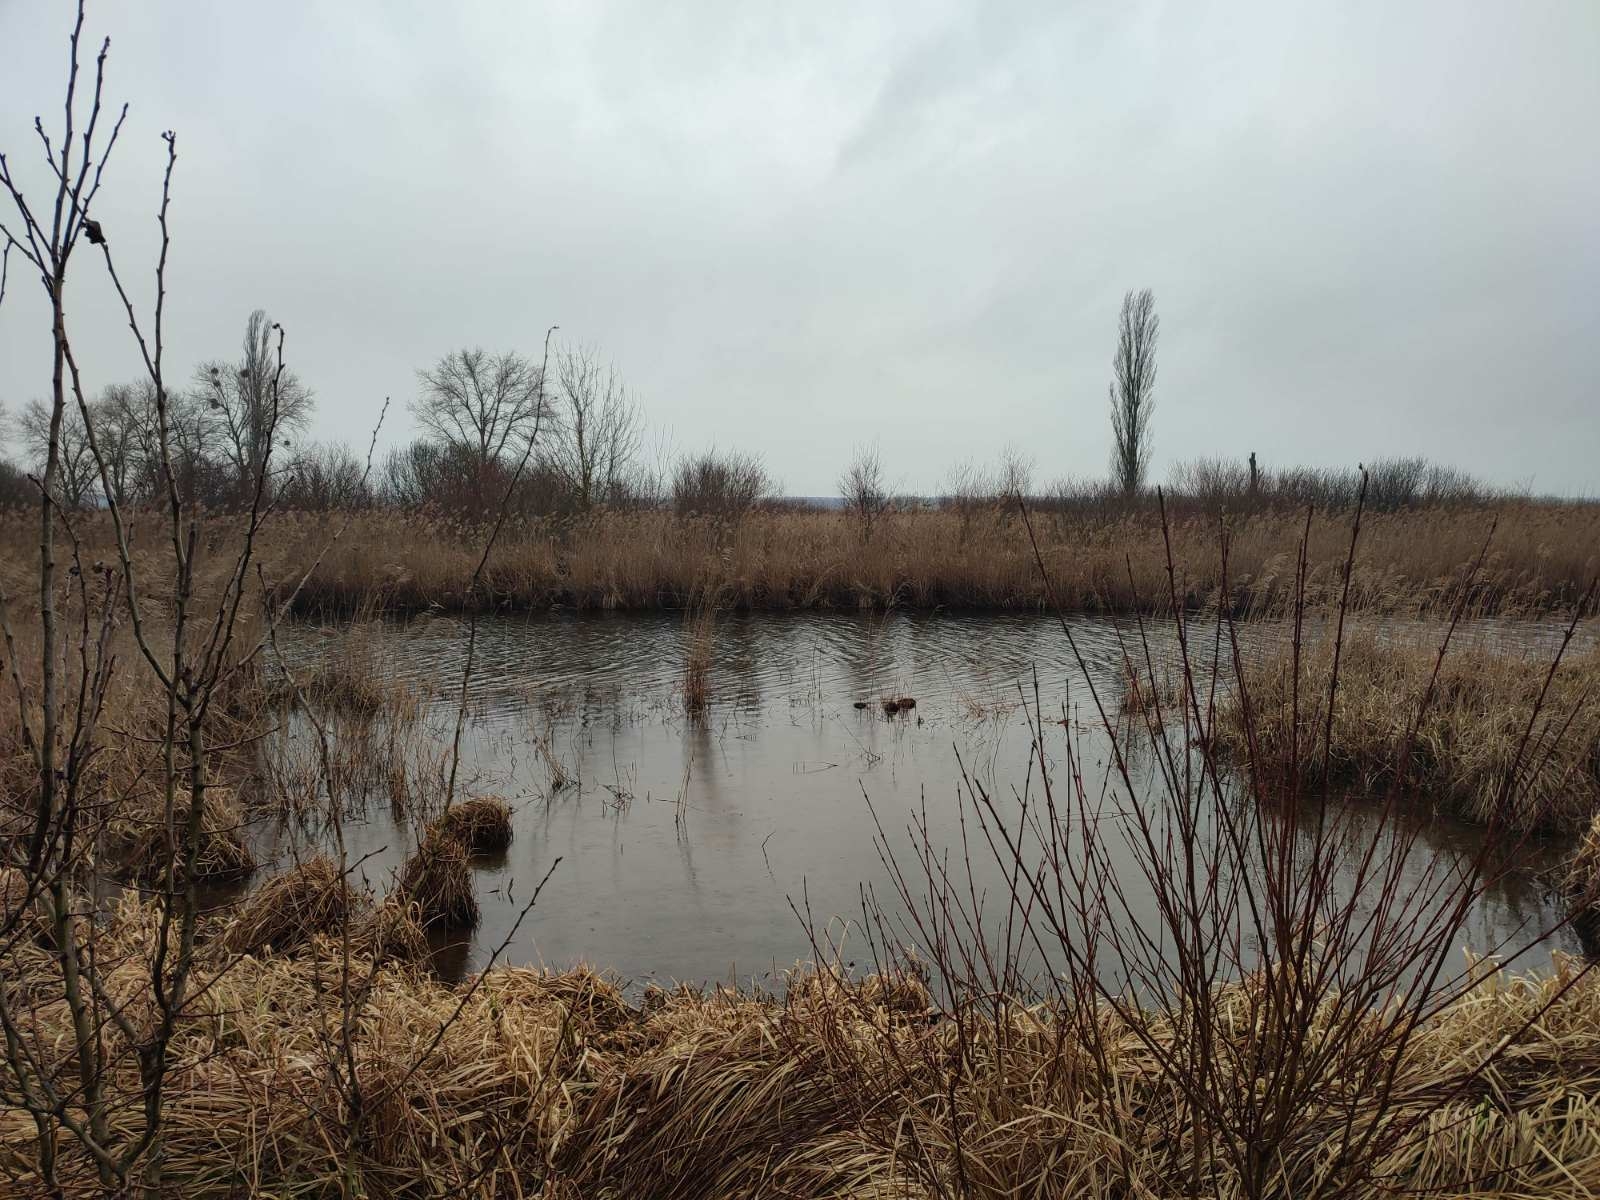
[258,611,1584,988]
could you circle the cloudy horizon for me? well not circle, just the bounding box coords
[1,0,1595,497]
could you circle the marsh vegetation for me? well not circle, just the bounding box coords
[0,6,1597,1197]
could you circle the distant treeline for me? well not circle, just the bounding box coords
[0,311,1575,522]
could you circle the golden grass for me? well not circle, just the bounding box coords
[1214,625,1600,831]
[4,898,1600,1197]
[431,795,514,856]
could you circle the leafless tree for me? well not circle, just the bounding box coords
[547,344,642,510]
[94,380,161,504]
[18,397,97,507]
[1108,287,1158,495]
[838,442,892,541]
[413,347,547,470]
[195,308,314,495]
[996,444,1034,499]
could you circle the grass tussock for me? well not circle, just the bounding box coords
[396,830,480,930]
[7,912,1596,1198]
[349,896,432,968]
[105,789,258,888]
[1567,814,1600,918]
[431,795,514,856]
[219,856,354,957]
[1215,625,1600,831]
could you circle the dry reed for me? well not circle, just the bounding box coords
[681,609,713,718]
[9,503,1596,620]
[1214,624,1600,831]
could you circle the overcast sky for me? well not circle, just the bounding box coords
[1,1,1595,495]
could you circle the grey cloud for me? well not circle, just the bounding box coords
[0,0,1594,495]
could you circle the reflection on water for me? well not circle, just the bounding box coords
[257,611,1583,987]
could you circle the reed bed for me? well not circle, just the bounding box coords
[7,502,1596,620]
[3,902,1599,1198]
[1211,624,1600,832]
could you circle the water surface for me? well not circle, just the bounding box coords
[262,610,1582,988]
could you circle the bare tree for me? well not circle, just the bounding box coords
[839,442,892,541]
[195,308,314,495]
[1108,287,1158,495]
[95,380,161,504]
[413,347,546,470]
[18,397,97,507]
[547,344,642,510]
[996,444,1034,499]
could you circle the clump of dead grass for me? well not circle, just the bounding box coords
[105,789,258,888]
[396,830,479,930]
[1566,813,1600,921]
[219,856,354,957]
[431,795,513,856]
[347,896,432,967]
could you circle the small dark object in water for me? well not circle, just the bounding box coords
[896,697,916,710]
[852,701,867,710]
[881,699,900,714]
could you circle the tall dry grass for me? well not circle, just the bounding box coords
[1212,624,1600,832]
[3,907,1600,1198]
[6,501,1595,619]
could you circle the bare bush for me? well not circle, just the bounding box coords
[838,443,892,541]
[1168,455,1254,508]
[841,492,1595,1198]
[280,442,375,511]
[671,448,771,519]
